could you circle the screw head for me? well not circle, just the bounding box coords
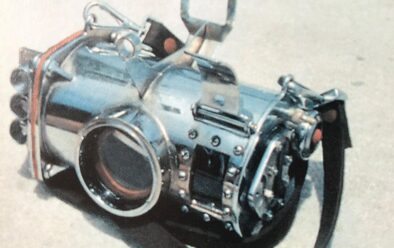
[264,189,274,198]
[227,167,238,177]
[211,135,221,147]
[224,189,233,199]
[225,222,233,231]
[233,145,244,156]
[181,205,189,213]
[223,207,231,215]
[188,129,198,139]
[178,189,186,198]
[180,148,190,161]
[178,170,187,181]
[44,163,53,172]
[213,94,225,106]
[203,213,211,222]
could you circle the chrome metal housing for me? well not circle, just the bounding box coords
[10,0,348,240]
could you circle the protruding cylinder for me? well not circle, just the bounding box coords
[10,94,28,119]
[10,67,31,94]
[10,119,27,144]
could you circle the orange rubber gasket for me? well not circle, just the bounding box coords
[31,30,84,179]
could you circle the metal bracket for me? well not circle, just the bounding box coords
[278,75,348,110]
[181,0,236,42]
[188,53,254,135]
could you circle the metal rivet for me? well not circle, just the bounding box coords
[181,205,189,213]
[211,135,221,147]
[227,167,238,177]
[44,163,52,172]
[178,170,187,181]
[223,207,231,215]
[188,129,198,139]
[203,213,211,222]
[213,94,225,106]
[264,189,274,198]
[233,145,244,156]
[224,189,233,199]
[178,189,186,198]
[180,148,190,161]
[225,222,233,231]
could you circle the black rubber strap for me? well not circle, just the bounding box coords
[315,101,351,248]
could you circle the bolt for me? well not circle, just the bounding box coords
[203,213,211,222]
[178,170,187,181]
[180,148,190,161]
[213,94,225,106]
[44,163,52,172]
[181,205,189,213]
[223,207,231,215]
[264,189,274,198]
[188,129,198,139]
[224,189,233,199]
[225,222,233,231]
[178,189,186,198]
[227,167,238,177]
[233,145,244,156]
[211,135,221,147]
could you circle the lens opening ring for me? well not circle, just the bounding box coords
[75,118,162,217]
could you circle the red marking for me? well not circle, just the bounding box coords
[163,37,177,54]
[312,128,323,144]
[31,31,84,179]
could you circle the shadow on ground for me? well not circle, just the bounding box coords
[18,158,324,248]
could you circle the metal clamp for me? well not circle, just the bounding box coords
[181,0,236,41]
[83,1,142,32]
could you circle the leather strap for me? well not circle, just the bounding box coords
[314,101,351,248]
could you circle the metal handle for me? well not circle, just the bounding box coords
[181,0,236,41]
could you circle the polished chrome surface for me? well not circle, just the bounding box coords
[10,0,347,239]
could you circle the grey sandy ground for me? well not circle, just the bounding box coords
[0,0,393,247]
